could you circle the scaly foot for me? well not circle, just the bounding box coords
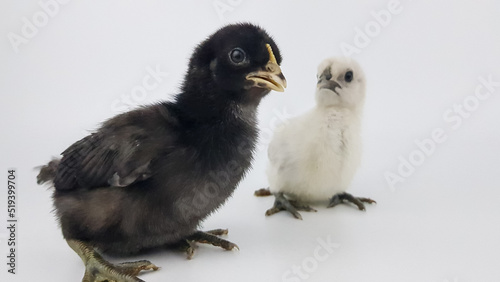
[176,229,239,259]
[328,192,376,211]
[265,192,317,220]
[67,239,159,282]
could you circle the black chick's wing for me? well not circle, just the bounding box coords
[54,105,175,191]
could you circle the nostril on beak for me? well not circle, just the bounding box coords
[267,64,277,72]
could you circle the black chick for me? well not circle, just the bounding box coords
[37,23,286,282]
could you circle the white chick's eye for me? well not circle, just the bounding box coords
[344,71,353,83]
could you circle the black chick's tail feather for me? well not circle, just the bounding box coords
[36,159,60,185]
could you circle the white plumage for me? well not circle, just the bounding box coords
[260,57,373,217]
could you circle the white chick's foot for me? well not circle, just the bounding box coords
[254,188,272,196]
[328,192,376,211]
[265,192,317,220]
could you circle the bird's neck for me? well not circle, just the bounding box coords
[175,88,263,123]
[313,105,363,127]
[316,104,363,117]
[172,91,260,150]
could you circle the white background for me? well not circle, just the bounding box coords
[1,0,500,281]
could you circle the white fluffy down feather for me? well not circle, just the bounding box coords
[266,57,366,202]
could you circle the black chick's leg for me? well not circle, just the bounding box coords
[67,239,159,282]
[177,229,239,259]
[188,229,239,250]
[327,192,376,211]
[171,239,196,260]
[265,192,317,220]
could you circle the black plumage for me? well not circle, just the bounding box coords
[37,23,286,281]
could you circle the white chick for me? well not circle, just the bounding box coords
[255,57,375,219]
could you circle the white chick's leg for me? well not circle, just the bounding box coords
[328,192,376,211]
[256,189,317,220]
[254,188,273,197]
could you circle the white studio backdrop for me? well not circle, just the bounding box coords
[1,1,500,281]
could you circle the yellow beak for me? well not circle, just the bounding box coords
[246,44,287,92]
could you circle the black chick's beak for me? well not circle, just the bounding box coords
[246,44,287,92]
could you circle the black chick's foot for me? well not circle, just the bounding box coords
[67,239,159,282]
[170,239,196,260]
[327,192,376,211]
[265,192,317,220]
[180,229,239,259]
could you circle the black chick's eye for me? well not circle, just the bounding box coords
[229,48,246,65]
[344,71,353,83]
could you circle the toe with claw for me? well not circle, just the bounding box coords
[328,192,376,211]
[68,239,159,282]
[176,229,239,259]
[265,192,317,220]
[254,188,272,197]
